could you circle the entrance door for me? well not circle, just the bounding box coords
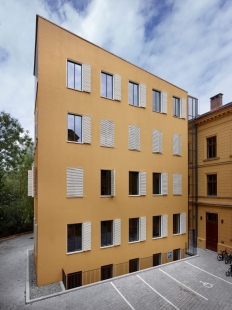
[206,213,218,252]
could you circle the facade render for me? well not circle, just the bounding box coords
[29,15,189,288]
[194,94,232,253]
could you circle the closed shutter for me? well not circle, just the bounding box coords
[181,98,186,119]
[178,135,182,155]
[67,168,83,197]
[82,63,91,92]
[28,170,33,196]
[162,215,168,237]
[162,173,168,195]
[129,125,140,151]
[161,92,167,114]
[180,213,186,234]
[140,217,146,241]
[83,115,91,144]
[107,120,114,147]
[83,222,91,251]
[134,125,140,150]
[32,166,37,198]
[153,130,162,153]
[114,219,121,246]
[173,134,180,155]
[111,169,115,196]
[172,97,175,116]
[173,173,182,195]
[100,119,108,147]
[114,74,121,101]
[139,84,146,108]
[140,172,146,196]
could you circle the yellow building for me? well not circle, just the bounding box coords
[29,15,189,288]
[195,94,232,252]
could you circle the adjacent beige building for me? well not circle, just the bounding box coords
[29,15,189,288]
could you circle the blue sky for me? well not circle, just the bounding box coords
[0,0,232,138]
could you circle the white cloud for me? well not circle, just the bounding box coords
[0,0,232,138]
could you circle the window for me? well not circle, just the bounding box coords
[67,61,91,92]
[207,174,217,196]
[100,119,114,148]
[67,271,82,289]
[207,136,217,158]
[173,248,181,261]
[67,114,91,144]
[101,170,115,196]
[152,90,161,112]
[173,214,180,234]
[129,82,139,106]
[67,168,83,198]
[129,218,139,242]
[101,264,113,280]
[67,224,82,253]
[129,258,139,273]
[173,97,180,117]
[153,216,161,238]
[153,253,161,266]
[153,173,161,195]
[101,72,113,99]
[129,172,139,195]
[173,173,182,195]
[101,221,113,247]
[128,125,140,151]
[152,130,162,153]
[173,134,182,156]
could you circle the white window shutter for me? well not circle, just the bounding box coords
[173,173,182,195]
[180,213,186,234]
[181,98,186,119]
[161,92,167,114]
[114,74,121,101]
[134,126,140,151]
[83,115,91,144]
[107,120,114,148]
[67,168,83,197]
[111,169,115,196]
[140,217,146,241]
[153,130,162,153]
[100,119,107,147]
[83,222,91,251]
[129,125,140,151]
[28,170,33,196]
[178,135,182,155]
[82,63,91,92]
[32,166,37,198]
[162,215,168,237]
[162,173,168,195]
[114,219,121,246]
[139,84,146,108]
[173,134,179,155]
[140,172,146,196]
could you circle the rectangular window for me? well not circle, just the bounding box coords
[129,82,139,106]
[129,172,139,195]
[207,174,217,196]
[101,221,113,247]
[153,216,161,238]
[128,125,140,151]
[173,248,181,261]
[101,170,111,196]
[152,90,161,112]
[207,136,217,158]
[67,61,82,91]
[67,224,82,253]
[153,253,161,266]
[101,72,113,99]
[129,258,139,273]
[101,264,113,280]
[67,271,82,289]
[173,97,180,117]
[173,173,182,195]
[173,214,180,234]
[129,218,139,242]
[153,173,161,194]
[68,114,82,142]
[100,119,114,148]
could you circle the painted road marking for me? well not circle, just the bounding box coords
[137,275,180,310]
[185,261,232,285]
[199,281,213,288]
[159,269,208,300]
[110,282,136,310]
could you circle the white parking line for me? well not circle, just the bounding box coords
[110,282,136,310]
[159,269,208,301]
[185,261,232,285]
[137,275,180,310]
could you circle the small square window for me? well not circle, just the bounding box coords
[67,223,82,253]
[101,264,113,280]
[101,221,113,247]
[67,114,82,142]
[129,258,139,273]
[153,216,161,238]
[207,136,217,158]
[152,90,161,112]
[129,218,139,242]
[173,214,180,234]
[67,61,82,91]
[129,82,139,106]
[173,97,180,117]
[101,170,111,196]
[153,173,161,194]
[101,72,113,99]
[207,174,217,196]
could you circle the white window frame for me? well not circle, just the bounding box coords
[152,215,162,239]
[128,81,146,108]
[129,171,146,196]
[153,172,168,196]
[100,71,121,101]
[100,219,121,248]
[128,217,146,243]
[67,113,91,144]
[173,213,181,235]
[66,223,83,255]
[66,59,91,93]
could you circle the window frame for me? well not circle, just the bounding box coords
[67,223,83,254]
[101,71,114,100]
[152,89,162,113]
[67,113,83,143]
[129,171,140,196]
[100,220,114,248]
[173,214,180,235]
[129,81,139,107]
[153,173,162,195]
[152,216,162,239]
[207,174,217,196]
[67,60,82,91]
[153,253,162,266]
[173,97,181,118]
[100,170,112,197]
[207,136,217,159]
[129,218,140,243]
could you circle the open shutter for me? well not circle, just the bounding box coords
[100,119,107,147]
[140,217,146,241]
[67,168,83,197]
[153,130,162,153]
[140,172,146,196]
[83,222,91,251]
[32,166,37,198]
[114,219,121,246]
[161,92,167,114]
[134,126,140,151]
[181,98,186,119]
[83,115,91,144]
[28,170,33,196]
[82,63,91,92]
[128,125,135,150]
[111,169,115,196]
[114,74,121,101]
[139,84,146,108]
[162,215,168,237]
[107,120,114,148]
[180,213,186,234]
[173,134,179,155]
[172,97,175,116]
[173,173,182,195]
[162,173,168,195]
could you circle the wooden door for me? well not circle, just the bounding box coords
[206,213,218,252]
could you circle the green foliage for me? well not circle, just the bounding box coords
[0,111,34,237]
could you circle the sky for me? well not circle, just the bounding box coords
[0,0,232,139]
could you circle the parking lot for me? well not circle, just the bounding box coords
[0,234,232,309]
